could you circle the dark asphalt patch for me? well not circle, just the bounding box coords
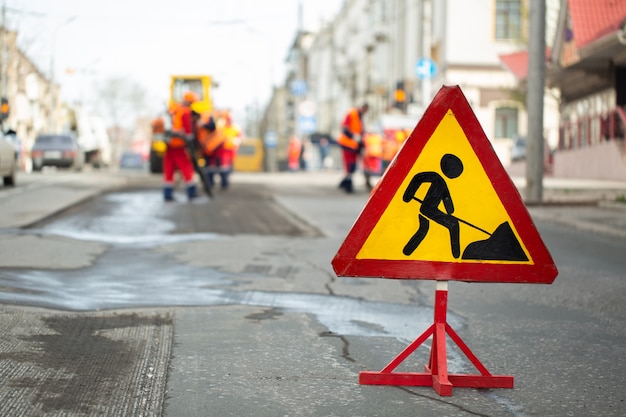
[0,308,172,416]
[32,183,323,237]
[162,183,323,236]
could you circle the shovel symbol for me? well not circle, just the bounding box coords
[410,196,528,262]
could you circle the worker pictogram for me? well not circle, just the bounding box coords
[332,85,557,284]
[331,85,558,396]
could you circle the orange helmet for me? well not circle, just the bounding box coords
[183,91,199,103]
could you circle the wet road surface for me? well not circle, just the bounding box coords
[1,185,449,345]
[0,182,463,416]
[3,172,625,416]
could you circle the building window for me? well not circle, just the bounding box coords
[495,107,518,138]
[495,0,522,41]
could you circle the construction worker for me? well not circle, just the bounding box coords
[362,132,383,190]
[164,91,198,201]
[219,113,242,187]
[337,103,369,193]
[151,117,165,135]
[382,128,409,171]
[197,115,229,189]
[287,136,302,171]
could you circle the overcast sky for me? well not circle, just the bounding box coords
[6,0,341,123]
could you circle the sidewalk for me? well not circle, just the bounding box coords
[0,171,130,229]
[509,175,626,239]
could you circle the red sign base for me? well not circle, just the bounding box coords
[359,282,514,396]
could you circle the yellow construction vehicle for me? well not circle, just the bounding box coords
[149,75,214,173]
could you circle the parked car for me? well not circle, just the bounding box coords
[4,129,21,159]
[510,136,526,161]
[31,134,84,172]
[119,151,146,170]
[0,131,17,186]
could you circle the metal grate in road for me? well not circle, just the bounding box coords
[0,307,172,417]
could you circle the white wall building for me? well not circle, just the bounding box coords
[1,28,63,170]
[264,0,561,169]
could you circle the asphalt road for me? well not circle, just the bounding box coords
[0,169,625,417]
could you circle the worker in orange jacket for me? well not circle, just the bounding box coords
[164,91,198,201]
[337,103,369,193]
[218,113,242,188]
[287,136,302,171]
[197,115,229,189]
[382,128,409,171]
[362,132,383,190]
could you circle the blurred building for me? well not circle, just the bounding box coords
[500,0,626,181]
[261,0,543,170]
[259,86,289,172]
[547,0,626,180]
[258,0,626,180]
[1,27,58,168]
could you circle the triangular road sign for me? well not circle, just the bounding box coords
[332,85,558,284]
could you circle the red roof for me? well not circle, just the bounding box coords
[568,0,626,48]
[500,51,531,79]
[499,49,551,80]
[500,1,626,78]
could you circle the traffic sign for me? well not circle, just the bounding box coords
[298,100,316,116]
[290,80,307,96]
[298,115,316,134]
[332,85,557,284]
[416,57,437,80]
[264,131,278,148]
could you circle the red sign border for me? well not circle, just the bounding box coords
[331,85,558,284]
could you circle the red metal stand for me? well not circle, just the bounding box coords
[359,281,514,396]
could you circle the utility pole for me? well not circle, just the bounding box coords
[525,0,546,203]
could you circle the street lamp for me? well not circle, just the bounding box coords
[48,15,76,132]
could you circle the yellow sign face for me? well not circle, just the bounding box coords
[356,110,532,264]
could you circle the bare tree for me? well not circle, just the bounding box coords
[96,76,149,161]
[97,76,147,129]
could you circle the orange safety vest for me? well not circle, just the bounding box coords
[363,133,383,158]
[382,139,398,162]
[169,105,192,148]
[287,137,302,159]
[383,129,407,161]
[337,108,364,150]
[197,127,227,155]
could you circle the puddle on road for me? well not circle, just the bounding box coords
[0,246,465,371]
[37,191,195,246]
[1,189,467,370]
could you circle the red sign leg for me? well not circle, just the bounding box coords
[359,281,514,396]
